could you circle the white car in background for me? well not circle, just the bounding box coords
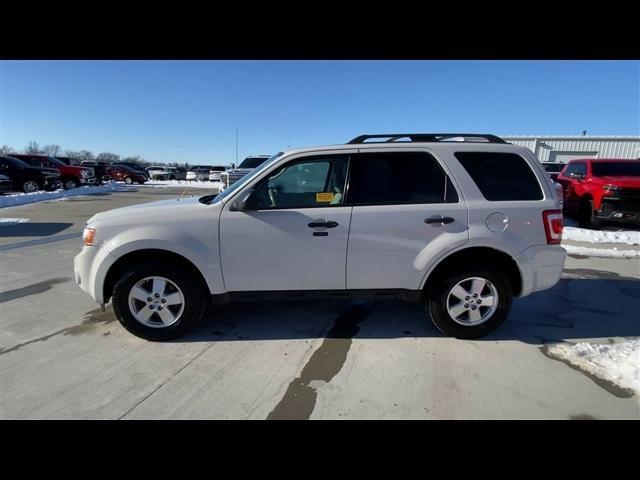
[208,166,228,182]
[186,166,213,181]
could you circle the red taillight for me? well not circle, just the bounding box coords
[542,210,563,244]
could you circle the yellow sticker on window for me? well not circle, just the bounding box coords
[316,192,334,203]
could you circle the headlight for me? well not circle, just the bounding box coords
[82,227,96,246]
[603,184,622,196]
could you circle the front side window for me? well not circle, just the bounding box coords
[347,152,458,206]
[455,152,543,201]
[251,156,349,209]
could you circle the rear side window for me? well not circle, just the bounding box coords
[455,152,543,201]
[347,152,459,206]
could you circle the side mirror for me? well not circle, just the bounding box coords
[230,188,259,211]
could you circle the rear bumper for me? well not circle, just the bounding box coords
[514,245,566,297]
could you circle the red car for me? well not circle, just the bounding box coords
[107,165,147,184]
[557,158,640,228]
[10,154,96,190]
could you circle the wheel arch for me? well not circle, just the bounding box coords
[103,249,210,304]
[422,246,522,298]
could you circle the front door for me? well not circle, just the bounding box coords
[219,153,352,292]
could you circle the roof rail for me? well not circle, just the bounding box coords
[347,133,508,144]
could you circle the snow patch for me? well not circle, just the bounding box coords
[546,338,639,396]
[563,244,640,258]
[142,180,224,190]
[0,217,30,225]
[563,227,640,245]
[0,183,124,208]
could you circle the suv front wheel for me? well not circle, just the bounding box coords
[426,268,513,339]
[112,262,207,340]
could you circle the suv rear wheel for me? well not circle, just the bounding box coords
[112,262,207,341]
[426,268,512,339]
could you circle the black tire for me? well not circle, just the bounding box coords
[124,176,133,185]
[22,179,41,193]
[112,262,207,341]
[169,175,176,180]
[63,177,81,190]
[579,198,601,229]
[425,267,513,339]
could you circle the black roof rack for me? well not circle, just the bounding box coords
[347,133,508,144]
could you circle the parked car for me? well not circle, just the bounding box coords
[0,174,13,194]
[0,155,63,193]
[106,165,147,184]
[220,155,271,186]
[10,154,95,190]
[113,162,149,179]
[186,166,213,181]
[541,162,565,182]
[557,158,640,228]
[74,132,565,341]
[79,161,112,185]
[146,166,186,181]
[208,166,227,182]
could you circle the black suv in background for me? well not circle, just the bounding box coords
[0,156,63,193]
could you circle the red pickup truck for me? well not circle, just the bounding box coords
[557,158,640,228]
[10,154,96,190]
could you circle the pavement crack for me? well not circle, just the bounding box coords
[266,303,372,420]
[118,342,215,420]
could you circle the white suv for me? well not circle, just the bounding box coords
[74,133,566,340]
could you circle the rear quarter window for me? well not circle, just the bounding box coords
[454,152,543,201]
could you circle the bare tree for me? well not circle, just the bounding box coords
[77,150,95,162]
[25,141,41,154]
[43,144,62,156]
[0,145,14,155]
[96,152,120,163]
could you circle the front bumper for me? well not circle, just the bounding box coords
[514,245,566,297]
[595,199,640,224]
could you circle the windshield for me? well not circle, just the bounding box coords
[201,152,284,204]
[591,162,640,177]
[211,166,226,171]
[238,156,270,169]
[543,163,564,172]
[46,157,64,166]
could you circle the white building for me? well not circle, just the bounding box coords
[502,136,640,163]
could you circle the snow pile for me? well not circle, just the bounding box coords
[0,183,124,208]
[546,338,639,396]
[0,217,30,225]
[563,227,640,245]
[563,244,640,258]
[143,180,224,190]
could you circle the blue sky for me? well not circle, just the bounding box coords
[1,61,638,164]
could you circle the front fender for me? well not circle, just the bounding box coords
[90,224,224,303]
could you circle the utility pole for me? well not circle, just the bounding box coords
[235,128,238,166]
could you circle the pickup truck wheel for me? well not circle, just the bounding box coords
[426,268,512,339]
[112,263,207,341]
[579,199,601,229]
[63,178,80,190]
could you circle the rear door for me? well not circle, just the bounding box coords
[346,150,468,290]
